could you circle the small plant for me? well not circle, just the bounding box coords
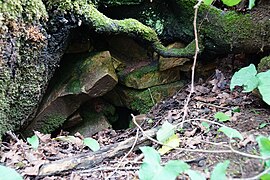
[204,0,256,9]
[27,134,39,150]
[230,64,270,105]
[83,137,100,152]
[139,146,205,180]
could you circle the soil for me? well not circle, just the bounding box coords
[1,53,270,180]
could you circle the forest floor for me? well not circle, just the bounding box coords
[1,56,270,180]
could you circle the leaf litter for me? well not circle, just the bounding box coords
[1,62,270,179]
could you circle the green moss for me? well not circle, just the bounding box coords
[258,56,270,72]
[40,114,66,134]
[65,79,81,94]
[99,0,143,6]
[0,0,48,21]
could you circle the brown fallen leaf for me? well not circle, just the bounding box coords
[184,128,197,137]
[184,136,202,149]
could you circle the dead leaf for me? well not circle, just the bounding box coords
[35,131,51,143]
[239,134,255,147]
[194,96,216,103]
[184,128,197,137]
[185,136,202,149]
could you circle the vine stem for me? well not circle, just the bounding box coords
[182,0,203,121]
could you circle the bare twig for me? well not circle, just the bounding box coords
[181,0,203,121]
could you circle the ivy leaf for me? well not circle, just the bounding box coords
[230,64,258,92]
[139,146,162,180]
[83,138,100,152]
[203,0,214,5]
[158,134,180,155]
[257,70,270,105]
[210,160,230,180]
[248,0,256,9]
[221,0,241,6]
[0,165,23,180]
[156,121,176,143]
[186,169,206,180]
[27,135,39,150]
[153,160,190,180]
[218,126,243,140]
[214,112,230,122]
[256,136,270,167]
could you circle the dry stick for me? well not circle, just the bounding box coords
[181,0,203,121]
[105,128,139,180]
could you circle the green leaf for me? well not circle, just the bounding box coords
[214,112,230,122]
[203,0,214,5]
[0,165,23,180]
[248,0,256,9]
[153,160,190,180]
[218,126,243,140]
[158,134,180,155]
[27,135,39,150]
[83,138,100,152]
[156,121,176,143]
[259,123,268,129]
[232,107,240,113]
[221,0,241,6]
[230,64,258,92]
[186,169,206,180]
[256,136,270,167]
[210,160,230,180]
[201,122,210,133]
[139,146,162,180]
[260,173,270,180]
[257,70,270,105]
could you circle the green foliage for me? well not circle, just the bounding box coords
[214,112,230,122]
[257,71,270,105]
[201,122,210,133]
[256,136,270,167]
[221,0,241,6]
[27,134,39,150]
[210,160,230,180]
[156,121,176,143]
[139,146,190,180]
[230,64,258,92]
[218,126,243,140]
[203,0,256,8]
[0,165,23,180]
[230,64,270,105]
[248,0,256,9]
[83,138,100,152]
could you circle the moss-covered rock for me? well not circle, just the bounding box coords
[106,80,185,113]
[25,51,117,134]
[258,56,270,72]
[118,62,181,89]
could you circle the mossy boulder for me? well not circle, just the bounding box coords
[159,42,190,71]
[258,56,270,72]
[105,80,185,113]
[26,51,118,134]
[118,63,181,89]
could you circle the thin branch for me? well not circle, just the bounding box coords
[181,0,203,121]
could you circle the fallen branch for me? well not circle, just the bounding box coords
[38,127,157,176]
